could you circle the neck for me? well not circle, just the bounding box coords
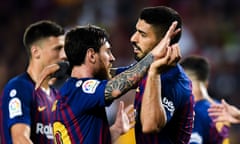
[27,61,42,83]
[71,64,94,79]
[195,82,215,104]
[27,61,49,89]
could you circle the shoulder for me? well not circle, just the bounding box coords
[60,78,107,95]
[3,73,34,96]
[5,73,34,89]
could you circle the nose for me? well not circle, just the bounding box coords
[110,53,116,62]
[59,47,67,61]
[130,32,138,43]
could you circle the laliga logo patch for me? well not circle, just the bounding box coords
[9,97,22,118]
[82,80,100,94]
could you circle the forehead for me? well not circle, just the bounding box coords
[136,19,155,33]
[101,41,111,50]
[41,35,64,47]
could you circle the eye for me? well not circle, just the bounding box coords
[55,46,63,51]
[107,49,112,55]
[140,32,147,37]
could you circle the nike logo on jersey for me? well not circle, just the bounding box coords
[38,106,46,112]
[136,87,140,93]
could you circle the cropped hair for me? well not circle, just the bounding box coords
[23,20,64,58]
[180,55,210,81]
[64,24,109,66]
[139,6,182,44]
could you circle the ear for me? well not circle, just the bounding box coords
[31,45,41,59]
[86,48,96,64]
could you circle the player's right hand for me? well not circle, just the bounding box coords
[151,21,181,60]
[35,64,60,89]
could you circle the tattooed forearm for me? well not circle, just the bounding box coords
[105,53,154,102]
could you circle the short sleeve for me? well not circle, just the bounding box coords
[2,79,34,129]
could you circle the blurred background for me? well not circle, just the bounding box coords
[0,0,240,143]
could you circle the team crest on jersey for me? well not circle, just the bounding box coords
[9,97,22,118]
[53,122,71,144]
[82,80,100,94]
[75,80,83,87]
[9,89,17,97]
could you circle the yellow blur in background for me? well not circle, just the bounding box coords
[116,128,136,144]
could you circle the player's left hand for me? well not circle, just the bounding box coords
[114,101,135,134]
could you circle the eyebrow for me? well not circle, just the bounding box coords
[137,29,147,35]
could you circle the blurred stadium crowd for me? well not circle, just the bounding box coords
[0,0,240,143]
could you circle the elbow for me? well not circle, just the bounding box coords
[141,117,167,133]
[142,124,160,133]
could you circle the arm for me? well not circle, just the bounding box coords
[11,124,33,144]
[35,63,61,89]
[110,101,135,143]
[140,66,166,133]
[104,21,180,102]
[141,44,181,133]
[208,99,240,124]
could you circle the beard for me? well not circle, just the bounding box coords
[132,42,144,61]
[134,53,141,61]
[94,59,111,80]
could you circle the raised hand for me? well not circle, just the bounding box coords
[115,101,135,134]
[151,21,181,60]
[208,99,240,124]
[149,43,181,74]
[110,101,135,143]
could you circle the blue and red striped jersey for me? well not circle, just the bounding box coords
[115,64,194,143]
[0,72,58,144]
[134,64,194,143]
[53,78,112,144]
[190,100,230,144]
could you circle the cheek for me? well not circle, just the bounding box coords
[46,51,61,62]
[140,39,156,51]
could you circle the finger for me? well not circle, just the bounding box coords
[168,44,181,65]
[156,21,178,53]
[48,78,57,86]
[208,105,224,113]
[129,121,135,129]
[171,28,181,40]
[117,101,124,117]
[152,47,171,71]
[174,43,182,61]
[159,47,172,65]
[221,99,229,107]
[35,64,60,89]
[124,104,134,114]
[208,111,222,117]
[167,46,176,65]
[163,21,178,40]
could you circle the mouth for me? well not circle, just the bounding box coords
[132,44,141,53]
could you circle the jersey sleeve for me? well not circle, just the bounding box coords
[161,64,194,143]
[114,64,134,75]
[2,79,34,129]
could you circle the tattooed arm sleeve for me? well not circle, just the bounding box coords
[104,53,153,103]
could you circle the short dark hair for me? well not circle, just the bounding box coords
[64,24,109,66]
[180,55,210,81]
[23,20,64,57]
[139,6,182,44]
